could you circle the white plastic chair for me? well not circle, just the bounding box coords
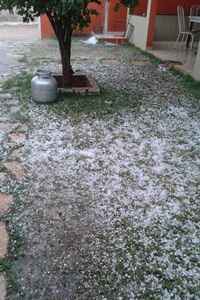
[176,6,194,48]
[190,5,200,17]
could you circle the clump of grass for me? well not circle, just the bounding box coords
[2,72,32,116]
[18,55,28,64]
[133,45,200,99]
[171,68,200,99]
[138,47,200,99]
[0,259,11,272]
[49,87,141,118]
[135,46,163,65]
[2,72,141,118]
[2,72,32,99]
[0,219,25,297]
[2,186,26,297]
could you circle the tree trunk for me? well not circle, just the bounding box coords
[58,28,73,87]
[46,13,73,87]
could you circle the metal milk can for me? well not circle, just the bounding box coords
[31,70,58,103]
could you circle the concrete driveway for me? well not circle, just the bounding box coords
[0,24,39,77]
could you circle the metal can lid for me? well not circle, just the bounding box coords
[36,69,52,79]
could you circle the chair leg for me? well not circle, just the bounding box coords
[176,33,181,43]
[190,34,194,49]
[176,33,181,48]
[181,33,186,43]
[184,33,194,49]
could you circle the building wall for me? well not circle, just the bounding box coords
[154,15,178,41]
[154,0,200,41]
[128,15,148,50]
[193,41,200,80]
[157,0,200,15]
[130,0,148,15]
[128,0,153,50]
[129,0,200,46]
[131,0,200,16]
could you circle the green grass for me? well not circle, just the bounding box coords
[0,259,11,272]
[1,48,200,298]
[2,72,32,99]
[138,48,163,66]
[0,186,26,297]
[1,72,141,119]
[0,221,24,296]
[2,72,32,123]
[171,68,200,99]
[2,43,200,123]
[78,212,200,299]
[138,47,200,100]
[2,72,32,111]
[49,87,141,118]
[17,55,29,64]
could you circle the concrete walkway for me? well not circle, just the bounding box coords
[0,24,39,41]
[0,24,39,77]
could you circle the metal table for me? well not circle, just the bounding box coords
[187,16,200,48]
[189,16,200,24]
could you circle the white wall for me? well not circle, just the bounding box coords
[128,0,155,50]
[193,41,200,81]
[128,15,149,50]
[154,15,178,41]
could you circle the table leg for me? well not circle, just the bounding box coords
[186,21,193,48]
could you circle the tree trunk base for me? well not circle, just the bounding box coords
[53,74,100,94]
[54,74,92,88]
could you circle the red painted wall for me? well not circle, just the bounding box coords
[131,0,200,16]
[108,1,127,32]
[158,0,200,15]
[147,0,200,47]
[41,15,54,39]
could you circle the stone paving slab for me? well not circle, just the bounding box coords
[0,174,7,186]
[0,275,6,300]
[0,193,13,215]
[0,223,8,258]
[0,122,20,134]
[0,24,39,42]
[9,148,24,161]
[4,161,25,181]
[8,132,26,144]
